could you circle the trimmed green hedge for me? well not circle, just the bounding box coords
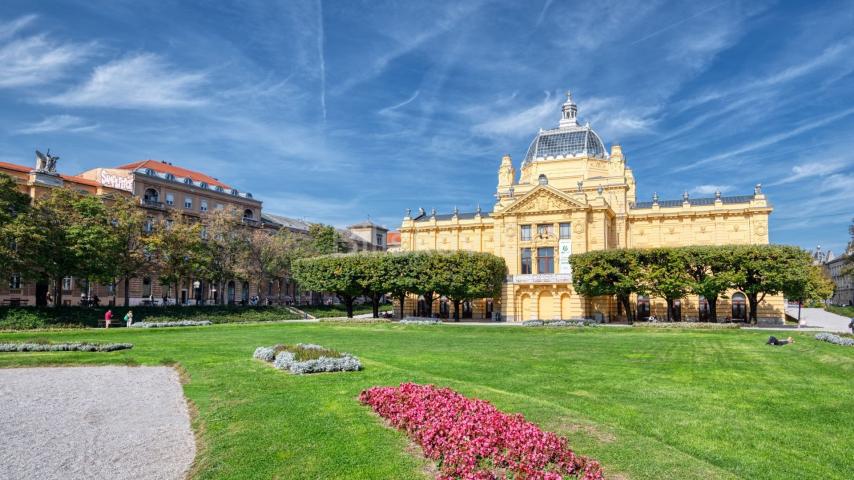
[0,305,302,330]
[300,304,393,318]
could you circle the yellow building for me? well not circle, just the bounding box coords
[400,92,783,322]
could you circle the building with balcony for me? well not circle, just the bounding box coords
[400,91,782,322]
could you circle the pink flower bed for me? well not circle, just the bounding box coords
[359,383,604,480]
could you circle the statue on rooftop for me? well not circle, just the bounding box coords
[35,149,59,173]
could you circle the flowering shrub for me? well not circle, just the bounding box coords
[815,332,854,346]
[129,320,212,328]
[400,318,442,325]
[0,342,133,352]
[634,322,740,329]
[253,343,362,374]
[360,383,604,480]
[522,320,545,326]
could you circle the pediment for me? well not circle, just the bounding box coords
[501,185,587,215]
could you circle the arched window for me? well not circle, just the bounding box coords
[230,189,239,196]
[199,182,208,189]
[227,281,236,305]
[144,168,155,176]
[462,300,473,319]
[243,209,254,220]
[165,173,176,181]
[242,282,250,303]
[731,293,747,321]
[215,186,224,192]
[538,174,548,185]
[637,295,650,321]
[439,297,449,319]
[143,188,159,204]
[183,177,193,185]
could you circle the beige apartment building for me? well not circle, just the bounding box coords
[400,92,783,322]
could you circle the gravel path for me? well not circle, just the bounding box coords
[0,366,196,480]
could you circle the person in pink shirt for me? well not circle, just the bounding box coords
[104,309,113,329]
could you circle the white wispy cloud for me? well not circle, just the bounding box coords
[332,2,486,94]
[691,184,731,195]
[15,114,98,134]
[674,107,854,172]
[378,90,420,116]
[317,0,327,121]
[0,13,37,40]
[45,53,207,108]
[471,91,560,138]
[0,30,94,88]
[767,160,850,186]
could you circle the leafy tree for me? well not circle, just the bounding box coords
[380,252,419,319]
[292,254,362,317]
[256,228,316,303]
[355,252,388,318]
[0,173,32,277]
[309,224,349,254]
[19,188,116,305]
[440,251,506,321]
[409,251,450,318]
[640,248,692,321]
[146,215,209,304]
[204,207,249,304]
[683,246,737,322]
[729,244,805,323]
[784,261,835,306]
[570,249,644,324]
[104,194,150,306]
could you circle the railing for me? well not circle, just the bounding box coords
[242,217,260,227]
[506,273,572,284]
[140,198,165,209]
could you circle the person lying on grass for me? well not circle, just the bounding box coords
[767,336,794,346]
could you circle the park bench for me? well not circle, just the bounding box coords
[2,298,29,307]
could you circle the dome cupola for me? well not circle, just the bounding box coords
[523,91,606,165]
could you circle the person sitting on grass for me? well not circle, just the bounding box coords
[767,336,794,346]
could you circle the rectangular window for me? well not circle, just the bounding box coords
[142,277,152,298]
[200,226,208,240]
[537,224,553,238]
[184,197,193,209]
[9,274,21,289]
[144,217,154,233]
[200,200,208,212]
[216,203,224,210]
[376,233,383,245]
[165,219,173,230]
[520,248,532,274]
[560,223,571,239]
[537,247,554,274]
[165,193,174,206]
[62,276,73,291]
[520,225,532,241]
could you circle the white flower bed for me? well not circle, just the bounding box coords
[521,320,544,326]
[129,320,212,328]
[254,343,362,374]
[815,332,854,346]
[522,319,595,327]
[635,322,740,329]
[0,343,133,352]
[399,318,442,325]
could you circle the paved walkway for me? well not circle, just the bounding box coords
[0,366,196,480]
[785,306,853,333]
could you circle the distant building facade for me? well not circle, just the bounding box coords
[400,92,783,322]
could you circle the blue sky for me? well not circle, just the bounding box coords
[1,0,852,253]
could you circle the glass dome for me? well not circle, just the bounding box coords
[522,91,607,165]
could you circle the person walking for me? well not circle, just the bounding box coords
[104,309,113,329]
[124,310,134,327]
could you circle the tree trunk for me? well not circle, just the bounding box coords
[396,293,407,319]
[665,298,674,321]
[175,281,180,307]
[371,293,380,318]
[452,299,461,322]
[708,294,718,323]
[422,291,434,318]
[123,276,131,307]
[747,293,759,324]
[619,294,633,324]
[54,277,63,307]
[343,295,354,318]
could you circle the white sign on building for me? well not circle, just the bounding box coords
[99,170,134,192]
[558,238,572,276]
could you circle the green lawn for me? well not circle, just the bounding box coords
[826,304,854,318]
[0,324,851,479]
